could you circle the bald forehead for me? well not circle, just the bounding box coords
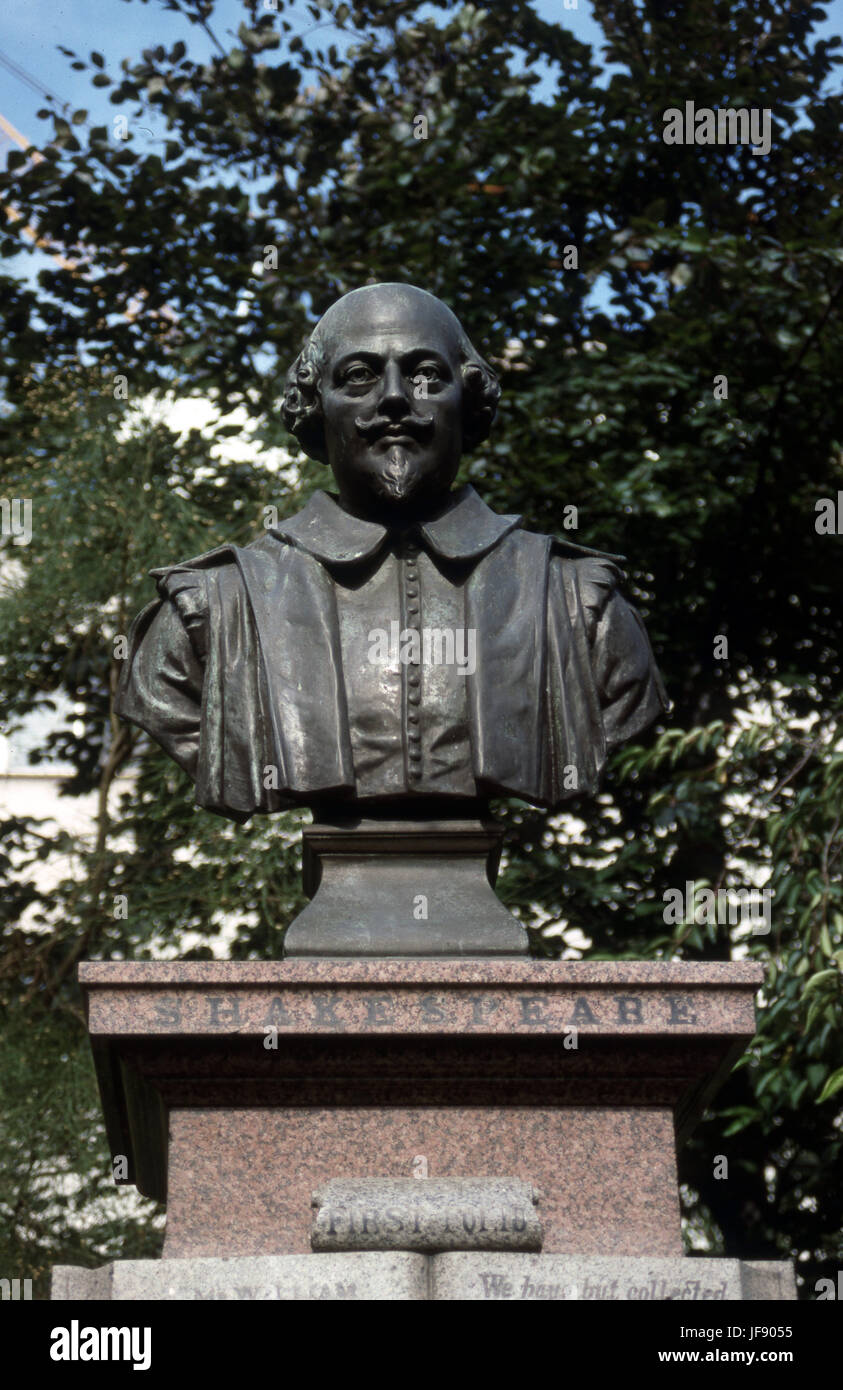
[313,286,463,363]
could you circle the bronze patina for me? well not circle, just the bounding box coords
[117,284,668,954]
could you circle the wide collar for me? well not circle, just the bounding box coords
[272,484,522,566]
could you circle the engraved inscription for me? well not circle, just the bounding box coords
[312,1178,542,1253]
[159,988,710,1032]
[205,995,241,1027]
[666,995,698,1025]
[614,995,644,1024]
[569,997,598,1025]
[477,1271,731,1300]
[263,997,293,1025]
[364,995,393,1026]
[419,995,445,1022]
[319,1201,530,1240]
[153,996,181,1027]
[519,996,550,1024]
[312,994,341,1025]
[171,1281,359,1301]
[466,995,500,1024]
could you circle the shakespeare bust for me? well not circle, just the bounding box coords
[116,284,669,954]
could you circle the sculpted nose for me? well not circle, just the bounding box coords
[379,360,411,416]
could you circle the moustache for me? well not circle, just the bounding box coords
[354,414,435,442]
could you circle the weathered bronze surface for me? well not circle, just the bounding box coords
[116,283,669,954]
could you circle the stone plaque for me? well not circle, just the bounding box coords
[51,1253,427,1302]
[311,1177,542,1252]
[51,1253,795,1301]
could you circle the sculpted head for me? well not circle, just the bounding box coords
[282,284,500,518]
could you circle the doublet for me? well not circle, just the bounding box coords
[116,485,669,820]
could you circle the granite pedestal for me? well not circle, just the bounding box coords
[52,1253,796,1301]
[59,960,774,1288]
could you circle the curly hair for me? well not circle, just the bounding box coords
[281,298,501,463]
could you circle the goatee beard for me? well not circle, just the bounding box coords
[371,444,420,503]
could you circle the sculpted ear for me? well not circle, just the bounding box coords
[460,360,500,451]
[282,349,329,463]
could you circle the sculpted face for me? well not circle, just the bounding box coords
[315,285,464,519]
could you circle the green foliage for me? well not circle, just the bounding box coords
[0,1002,163,1299]
[0,0,841,1295]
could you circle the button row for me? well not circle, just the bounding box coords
[405,543,421,781]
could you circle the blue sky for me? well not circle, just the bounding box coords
[3,0,838,152]
[0,1,622,303]
[0,2,840,315]
[0,0,604,144]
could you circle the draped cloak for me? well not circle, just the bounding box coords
[115,486,669,821]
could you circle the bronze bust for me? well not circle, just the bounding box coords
[116,284,668,954]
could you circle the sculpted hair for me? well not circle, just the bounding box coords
[281,317,501,463]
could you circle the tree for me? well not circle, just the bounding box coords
[0,0,841,1295]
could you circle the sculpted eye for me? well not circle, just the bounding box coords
[342,363,376,386]
[413,361,442,383]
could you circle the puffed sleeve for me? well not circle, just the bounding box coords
[115,571,209,782]
[579,558,670,747]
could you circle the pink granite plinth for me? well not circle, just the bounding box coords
[79,960,762,1259]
